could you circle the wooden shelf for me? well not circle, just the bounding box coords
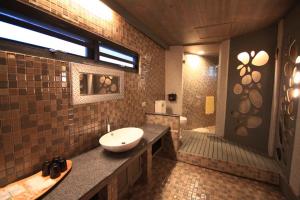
[0,160,72,200]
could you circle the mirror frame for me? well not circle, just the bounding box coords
[70,62,124,105]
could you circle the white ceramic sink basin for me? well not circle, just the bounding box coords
[99,127,144,152]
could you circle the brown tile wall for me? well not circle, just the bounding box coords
[0,0,165,186]
[182,56,218,130]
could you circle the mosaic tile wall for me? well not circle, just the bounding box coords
[17,0,165,113]
[182,56,218,130]
[0,0,165,186]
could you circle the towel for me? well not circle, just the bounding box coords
[205,96,215,114]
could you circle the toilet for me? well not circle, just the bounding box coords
[180,116,187,129]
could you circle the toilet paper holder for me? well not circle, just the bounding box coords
[168,93,177,102]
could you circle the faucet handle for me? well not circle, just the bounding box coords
[106,117,111,133]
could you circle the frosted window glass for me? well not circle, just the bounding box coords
[99,56,134,68]
[99,46,134,62]
[0,21,87,57]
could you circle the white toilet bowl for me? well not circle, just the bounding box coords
[179,116,187,140]
[180,116,187,129]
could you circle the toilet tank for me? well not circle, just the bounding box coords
[155,100,166,114]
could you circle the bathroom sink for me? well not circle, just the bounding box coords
[99,127,144,152]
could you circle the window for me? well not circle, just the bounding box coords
[0,1,139,72]
[0,21,88,57]
[0,8,91,58]
[208,66,217,77]
[99,43,139,70]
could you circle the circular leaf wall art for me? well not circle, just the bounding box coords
[232,50,269,136]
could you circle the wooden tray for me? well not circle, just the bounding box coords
[0,160,72,200]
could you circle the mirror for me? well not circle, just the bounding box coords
[70,62,124,105]
[80,73,120,95]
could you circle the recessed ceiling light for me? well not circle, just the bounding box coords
[186,54,200,69]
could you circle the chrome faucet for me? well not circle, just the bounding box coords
[106,117,111,133]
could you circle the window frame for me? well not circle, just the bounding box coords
[0,8,94,59]
[0,1,139,73]
[98,41,139,71]
[0,19,89,58]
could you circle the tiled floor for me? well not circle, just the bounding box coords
[128,157,285,200]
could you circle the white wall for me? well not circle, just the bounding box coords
[215,40,230,137]
[165,46,184,115]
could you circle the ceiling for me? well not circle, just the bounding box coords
[184,44,220,56]
[107,0,295,46]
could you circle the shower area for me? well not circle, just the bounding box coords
[178,25,282,186]
[182,48,218,134]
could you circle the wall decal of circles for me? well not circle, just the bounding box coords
[239,99,251,113]
[246,116,262,128]
[233,83,243,94]
[289,78,294,87]
[286,88,293,102]
[236,126,248,136]
[233,50,269,136]
[241,74,252,85]
[289,40,298,63]
[249,89,263,108]
[252,71,261,83]
[251,51,269,66]
[287,101,294,115]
